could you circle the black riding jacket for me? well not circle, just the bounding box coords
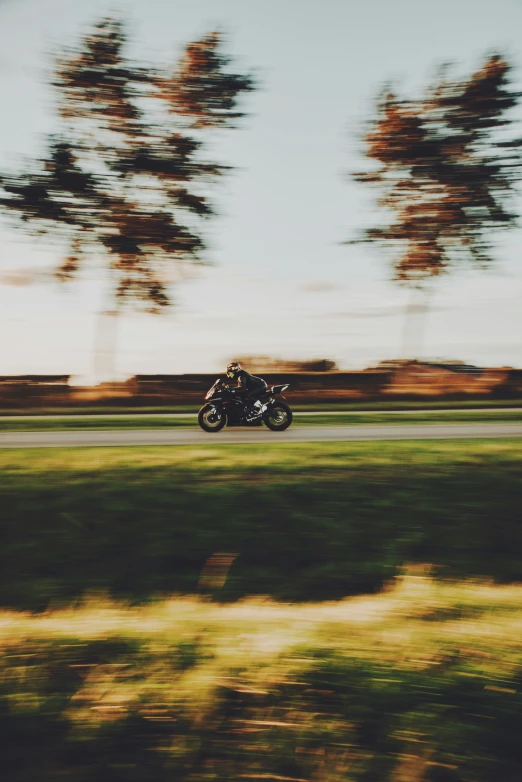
[233,370,267,396]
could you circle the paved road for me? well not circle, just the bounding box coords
[1,423,522,448]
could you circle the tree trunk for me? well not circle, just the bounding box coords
[93,306,119,385]
[401,285,430,360]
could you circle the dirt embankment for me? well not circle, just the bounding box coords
[1,363,522,409]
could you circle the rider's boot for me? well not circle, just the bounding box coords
[246,400,267,421]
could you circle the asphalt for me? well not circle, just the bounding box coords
[0,422,521,448]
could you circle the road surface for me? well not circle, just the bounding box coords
[1,423,522,448]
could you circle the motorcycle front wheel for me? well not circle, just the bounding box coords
[263,401,292,431]
[198,404,227,432]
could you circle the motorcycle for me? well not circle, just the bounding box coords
[198,379,293,433]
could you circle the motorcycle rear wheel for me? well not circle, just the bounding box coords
[198,404,227,432]
[263,402,292,431]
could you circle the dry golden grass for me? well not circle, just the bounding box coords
[3,576,522,781]
[2,574,522,677]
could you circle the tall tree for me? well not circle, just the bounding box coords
[0,18,254,379]
[351,54,522,358]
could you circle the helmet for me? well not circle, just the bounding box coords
[226,361,242,379]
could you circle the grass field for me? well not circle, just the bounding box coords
[1,408,522,430]
[2,441,522,779]
[2,398,522,417]
[1,440,521,609]
[1,576,522,780]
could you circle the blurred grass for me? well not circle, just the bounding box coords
[0,414,196,431]
[2,398,522,416]
[1,577,522,780]
[296,410,522,426]
[1,409,522,430]
[0,441,521,609]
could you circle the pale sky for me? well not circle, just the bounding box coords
[0,0,521,382]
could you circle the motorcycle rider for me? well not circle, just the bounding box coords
[226,361,268,420]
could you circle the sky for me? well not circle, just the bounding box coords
[0,0,521,382]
